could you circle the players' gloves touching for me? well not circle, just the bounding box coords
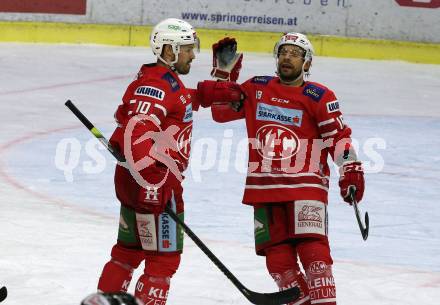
[138,166,182,215]
[196,80,244,107]
[338,161,365,204]
[211,37,243,82]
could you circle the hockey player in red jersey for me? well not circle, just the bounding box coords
[211,34,365,305]
[97,18,242,305]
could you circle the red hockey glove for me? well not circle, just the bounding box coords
[211,37,243,82]
[196,80,244,107]
[138,166,182,214]
[339,161,365,204]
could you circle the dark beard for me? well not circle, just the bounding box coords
[176,62,191,75]
[278,66,302,83]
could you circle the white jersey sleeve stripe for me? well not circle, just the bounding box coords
[320,129,338,138]
[154,103,167,117]
[318,118,335,127]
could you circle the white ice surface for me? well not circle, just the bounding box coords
[0,43,440,305]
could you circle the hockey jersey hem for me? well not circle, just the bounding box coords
[242,187,328,205]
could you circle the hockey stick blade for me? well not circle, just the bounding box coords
[0,286,7,303]
[65,100,301,305]
[349,186,369,241]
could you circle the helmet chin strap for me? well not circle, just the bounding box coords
[158,56,177,72]
[158,45,180,73]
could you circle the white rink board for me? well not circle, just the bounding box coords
[0,0,439,42]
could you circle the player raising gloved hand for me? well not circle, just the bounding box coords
[339,161,365,204]
[211,37,243,82]
[209,32,369,304]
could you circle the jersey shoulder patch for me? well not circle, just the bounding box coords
[134,85,165,101]
[251,76,274,85]
[161,72,180,92]
[303,83,326,102]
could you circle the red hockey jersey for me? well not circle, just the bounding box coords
[110,64,197,209]
[212,76,352,205]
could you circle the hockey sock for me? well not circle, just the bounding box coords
[297,239,336,305]
[98,259,134,292]
[271,269,311,305]
[134,254,180,305]
[135,275,170,305]
[98,244,144,292]
[266,244,311,305]
[305,263,336,305]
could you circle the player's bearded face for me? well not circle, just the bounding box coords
[175,44,196,75]
[277,45,305,82]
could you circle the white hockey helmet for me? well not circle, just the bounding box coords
[150,18,200,67]
[273,32,314,62]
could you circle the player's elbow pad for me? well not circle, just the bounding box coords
[196,80,243,107]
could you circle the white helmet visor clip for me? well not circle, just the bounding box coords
[193,35,200,54]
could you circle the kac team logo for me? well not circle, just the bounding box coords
[177,125,192,160]
[309,261,328,275]
[255,124,300,160]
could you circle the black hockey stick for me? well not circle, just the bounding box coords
[65,100,300,305]
[0,286,7,303]
[349,186,369,241]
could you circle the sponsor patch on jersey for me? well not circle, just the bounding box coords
[183,103,193,122]
[161,72,180,92]
[256,103,303,127]
[179,94,187,104]
[158,212,177,252]
[136,213,157,251]
[294,200,327,236]
[135,86,165,101]
[251,76,273,85]
[326,100,340,113]
[303,83,325,102]
[271,97,290,104]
